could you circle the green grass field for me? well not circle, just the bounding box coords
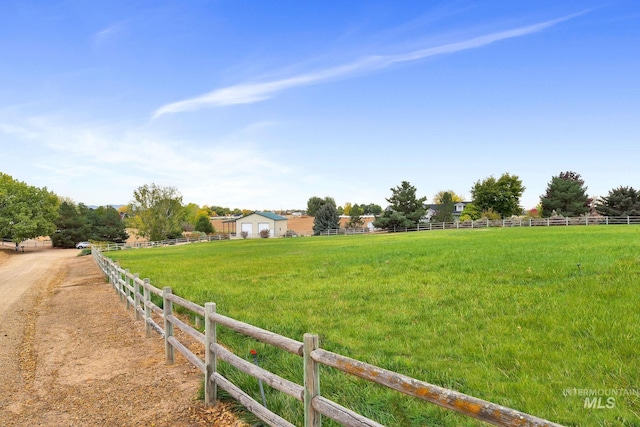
[107,226,640,426]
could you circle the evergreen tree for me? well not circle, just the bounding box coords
[52,202,89,248]
[89,206,129,242]
[195,214,214,234]
[430,192,455,223]
[313,203,340,235]
[306,196,336,217]
[595,186,640,216]
[373,210,414,230]
[373,181,426,230]
[540,171,590,217]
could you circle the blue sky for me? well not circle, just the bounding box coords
[1,1,639,211]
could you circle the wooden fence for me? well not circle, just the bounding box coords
[91,247,564,427]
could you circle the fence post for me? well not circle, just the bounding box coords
[118,268,125,301]
[163,287,175,364]
[125,269,131,309]
[133,274,141,321]
[628,216,630,225]
[204,302,217,406]
[144,279,151,337]
[304,333,321,427]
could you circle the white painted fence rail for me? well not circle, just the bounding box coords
[91,246,565,427]
[359,215,640,234]
[89,215,640,248]
[1,238,52,248]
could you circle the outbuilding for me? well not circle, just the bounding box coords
[235,212,288,237]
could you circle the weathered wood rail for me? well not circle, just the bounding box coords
[92,248,565,427]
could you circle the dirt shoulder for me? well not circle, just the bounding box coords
[0,246,244,426]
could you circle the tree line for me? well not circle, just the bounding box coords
[308,171,640,233]
[2,170,639,244]
[0,176,239,247]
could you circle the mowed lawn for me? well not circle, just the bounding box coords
[107,226,640,426]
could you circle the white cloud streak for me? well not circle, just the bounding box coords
[93,22,124,44]
[152,13,580,119]
[0,115,294,207]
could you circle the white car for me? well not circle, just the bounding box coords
[76,242,91,249]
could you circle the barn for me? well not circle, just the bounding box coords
[235,212,288,238]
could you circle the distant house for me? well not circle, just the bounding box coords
[425,202,471,222]
[235,212,288,237]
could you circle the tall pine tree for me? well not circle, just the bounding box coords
[540,171,590,217]
[595,186,640,216]
[373,181,427,229]
[313,203,340,235]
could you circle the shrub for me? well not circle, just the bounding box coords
[240,231,249,239]
[259,229,270,238]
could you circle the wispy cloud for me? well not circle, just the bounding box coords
[0,114,294,206]
[152,13,582,119]
[93,22,125,44]
[0,123,39,139]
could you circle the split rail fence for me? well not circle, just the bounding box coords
[92,247,564,427]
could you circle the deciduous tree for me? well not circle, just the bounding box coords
[128,183,184,241]
[432,190,463,204]
[345,204,365,229]
[343,202,352,216]
[306,196,336,217]
[540,171,590,217]
[0,172,59,243]
[459,203,481,221]
[471,173,525,218]
[360,203,382,215]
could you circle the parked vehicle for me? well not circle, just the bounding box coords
[75,241,91,249]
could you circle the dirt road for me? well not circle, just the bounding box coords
[0,246,243,426]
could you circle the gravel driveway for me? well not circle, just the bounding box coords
[0,246,243,426]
